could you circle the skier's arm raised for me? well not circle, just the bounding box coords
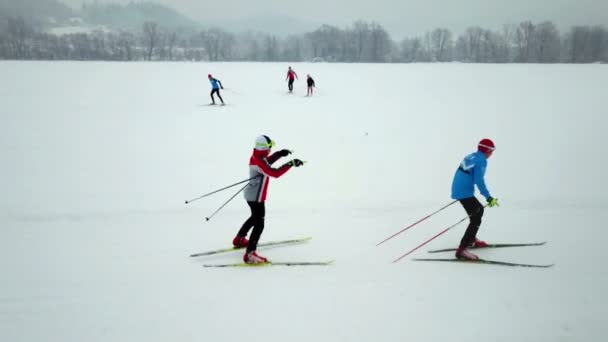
[252,157,292,178]
[267,149,291,164]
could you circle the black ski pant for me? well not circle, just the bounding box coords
[458,197,484,249]
[210,88,224,104]
[288,79,294,92]
[237,201,265,253]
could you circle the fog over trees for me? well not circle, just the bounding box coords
[1,1,607,63]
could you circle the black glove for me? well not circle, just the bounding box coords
[276,149,292,157]
[288,159,304,167]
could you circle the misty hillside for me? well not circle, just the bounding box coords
[81,1,199,30]
[216,15,319,37]
[0,0,198,31]
[0,0,74,26]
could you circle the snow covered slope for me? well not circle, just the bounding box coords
[1,61,607,341]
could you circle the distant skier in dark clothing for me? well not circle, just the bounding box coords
[208,74,224,105]
[306,74,315,96]
[286,66,298,93]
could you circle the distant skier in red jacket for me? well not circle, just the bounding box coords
[286,66,298,93]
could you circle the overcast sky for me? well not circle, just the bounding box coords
[62,0,608,37]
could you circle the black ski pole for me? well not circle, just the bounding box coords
[185,176,259,204]
[205,183,249,221]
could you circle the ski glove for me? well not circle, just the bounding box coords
[288,159,304,167]
[487,197,499,208]
[275,149,292,157]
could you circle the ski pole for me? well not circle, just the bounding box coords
[392,204,488,263]
[376,200,457,246]
[185,176,260,204]
[224,88,241,95]
[205,183,249,222]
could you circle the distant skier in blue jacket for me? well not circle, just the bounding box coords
[208,74,224,105]
[451,138,499,260]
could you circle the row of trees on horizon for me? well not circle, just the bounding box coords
[1,17,607,63]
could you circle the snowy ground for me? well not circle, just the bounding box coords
[1,61,607,341]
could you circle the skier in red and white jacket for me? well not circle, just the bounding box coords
[233,135,304,264]
[286,66,298,93]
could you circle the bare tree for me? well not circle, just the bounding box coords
[0,31,7,59]
[535,21,560,63]
[480,29,503,62]
[117,31,136,60]
[200,29,218,61]
[6,17,31,59]
[283,35,304,61]
[565,25,608,63]
[430,28,453,62]
[184,34,205,61]
[142,21,159,61]
[248,37,261,61]
[498,24,516,62]
[423,31,433,61]
[200,28,234,61]
[566,26,591,63]
[589,26,608,62]
[166,31,177,61]
[264,35,278,61]
[369,22,392,62]
[352,20,370,61]
[69,33,93,60]
[456,26,484,62]
[514,21,536,62]
[230,32,257,61]
[400,37,428,62]
[305,25,343,61]
[90,30,108,60]
[219,32,235,60]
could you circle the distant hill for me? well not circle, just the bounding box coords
[0,0,74,26]
[81,1,199,31]
[216,15,320,37]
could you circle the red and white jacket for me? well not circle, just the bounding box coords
[243,149,292,203]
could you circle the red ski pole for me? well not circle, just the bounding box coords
[376,200,457,246]
[392,204,488,263]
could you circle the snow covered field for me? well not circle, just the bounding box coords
[1,61,607,341]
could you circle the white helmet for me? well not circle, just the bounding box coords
[254,135,275,151]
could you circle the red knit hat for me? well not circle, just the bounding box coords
[478,138,495,153]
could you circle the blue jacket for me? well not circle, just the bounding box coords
[209,78,221,90]
[451,151,491,200]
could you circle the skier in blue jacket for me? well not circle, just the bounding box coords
[451,138,499,260]
[208,74,224,105]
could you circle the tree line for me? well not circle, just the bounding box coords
[1,18,607,63]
